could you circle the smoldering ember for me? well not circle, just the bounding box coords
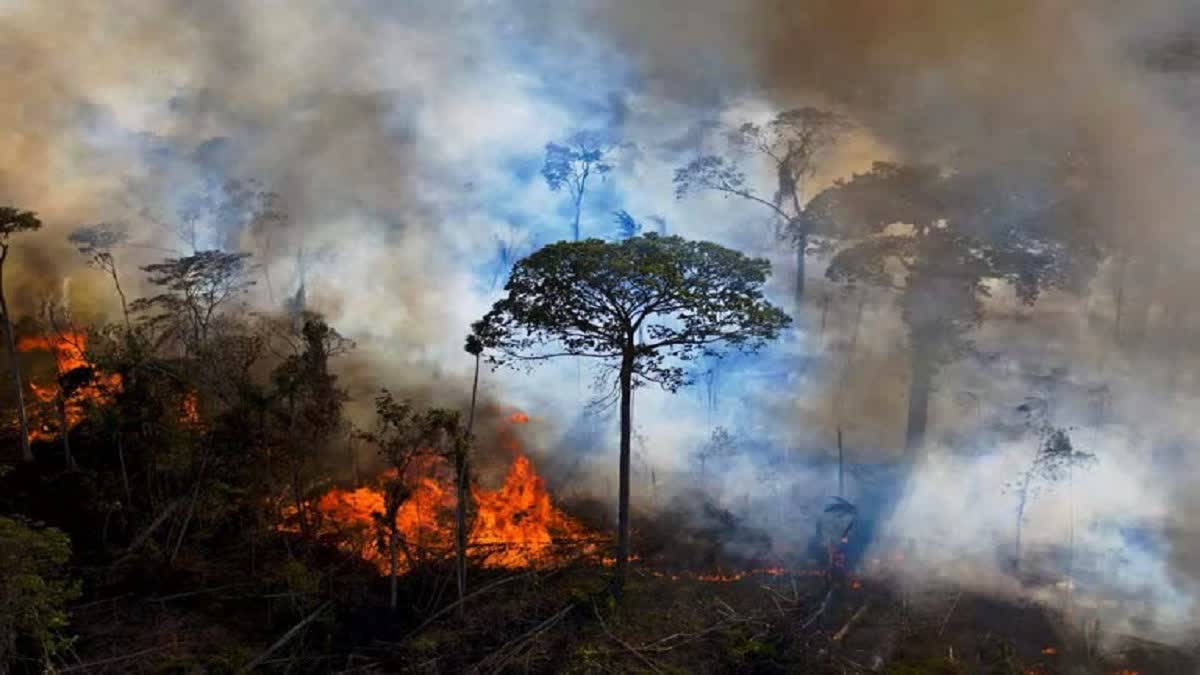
[4,3,1200,675]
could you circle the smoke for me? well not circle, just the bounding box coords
[5,0,1200,645]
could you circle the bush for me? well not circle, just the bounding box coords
[0,514,80,671]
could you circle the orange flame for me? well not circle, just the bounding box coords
[16,332,120,440]
[290,413,600,574]
[180,392,201,426]
[1041,646,1058,656]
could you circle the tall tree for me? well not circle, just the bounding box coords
[0,207,42,461]
[457,334,484,620]
[473,234,790,595]
[811,161,1096,454]
[674,107,850,307]
[69,224,132,330]
[542,131,613,241]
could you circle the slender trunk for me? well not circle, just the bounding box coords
[1014,469,1033,575]
[794,232,808,309]
[1113,253,1129,346]
[116,432,132,506]
[0,253,31,461]
[110,267,131,332]
[572,192,583,242]
[613,345,634,598]
[904,349,933,457]
[837,427,844,498]
[456,353,481,620]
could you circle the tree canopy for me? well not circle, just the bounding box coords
[473,233,791,391]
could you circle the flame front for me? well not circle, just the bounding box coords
[16,332,121,441]
[294,416,599,574]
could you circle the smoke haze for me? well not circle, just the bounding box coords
[3,0,1200,646]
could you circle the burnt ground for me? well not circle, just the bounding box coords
[64,558,1198,673]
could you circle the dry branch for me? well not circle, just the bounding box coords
[593,600,666,674]
[832,601,870,642]
[241,601,332,673]
[937,590,963,638]
[471,602,576,674]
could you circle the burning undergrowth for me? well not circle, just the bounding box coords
[12,330,122,442]
[283,411,607,574]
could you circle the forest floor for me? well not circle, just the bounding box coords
[60,556,1195,674]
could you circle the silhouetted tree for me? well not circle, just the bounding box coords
[458,334,484,619]
[812,162,1095,454]
[474,234,790,595]
[542,131,613,241]
[131,250,255,354]
[69,224,132,330]
[0,206,42,461]
[674,107,850,306]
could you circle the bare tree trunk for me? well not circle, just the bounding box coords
[116,432,132,506]
[614,346,634,598]
[794,233,808,309]
[572,192,583,242]
[456,352,481,620]
[904,351,933,456]
[0,251,31,462]
[109,267,131,332]
[1113,253,1129,346]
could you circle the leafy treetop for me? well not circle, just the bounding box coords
[473,233,791,392]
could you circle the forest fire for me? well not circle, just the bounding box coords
[15,331,120,441]
[295,414,601,574]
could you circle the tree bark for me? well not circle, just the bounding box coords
[904,350,933,456]
[614,346,634,598]
[456,352,481,620]
[0,250,32,462]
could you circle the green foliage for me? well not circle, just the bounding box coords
[474,234,791,392]
[0,515,80,669]
[0,206,42,242]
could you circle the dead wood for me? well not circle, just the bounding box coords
[936,590,963,638]
[798,588,835,633]
[60,645,173,672]
[470,602,576,674]
[397,570,537,644]
[832,601,870,642]
[114,498,182,562]
[240,600,332,673]
[593,600,666,674]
